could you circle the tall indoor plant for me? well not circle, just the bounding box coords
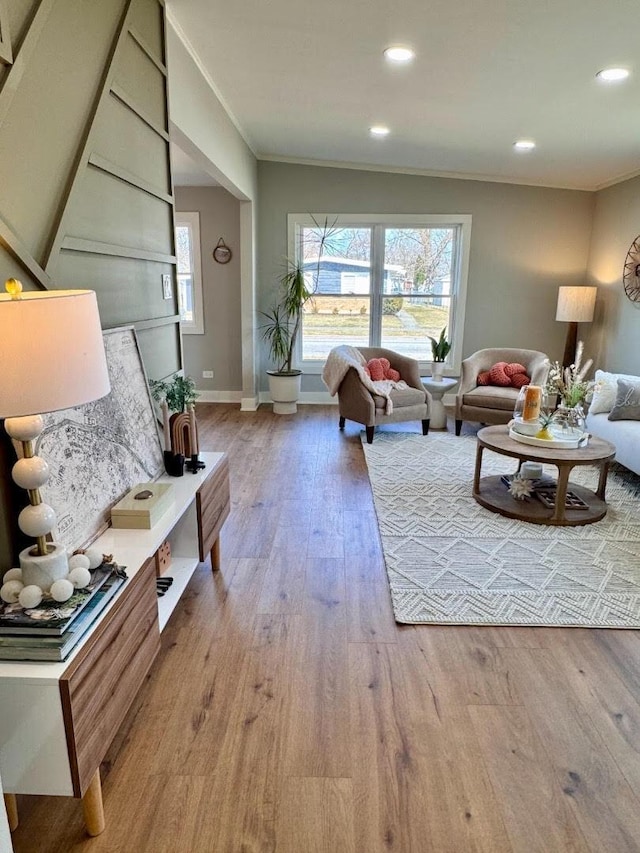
[261,218,337,414]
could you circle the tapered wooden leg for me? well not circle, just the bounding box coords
[365,425,374,444]
[211,537,221,572]
[339,416,345,430]
[4,794,18,832]
[82,769,105,837]
[455,419,463,436]
[421,419,430,435]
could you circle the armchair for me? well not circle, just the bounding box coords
[455,348,549,435]
[334,347,431,443]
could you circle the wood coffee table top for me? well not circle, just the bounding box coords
[476,425,616,466]
[473,425,616,526]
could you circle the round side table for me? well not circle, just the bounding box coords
[421,376,459,430]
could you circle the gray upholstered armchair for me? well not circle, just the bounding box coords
[336,347,431,443]
[455,347,549,435]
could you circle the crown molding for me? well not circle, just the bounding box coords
[257,154,597,192]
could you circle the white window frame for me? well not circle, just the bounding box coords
[175,211,204,335]
[288,213,472,375]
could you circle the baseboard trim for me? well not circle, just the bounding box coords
[196,390,243,404]
[240,395,260,411]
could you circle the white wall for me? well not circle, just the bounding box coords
[167,21,259,408]
[175,186,243,397]
[257,161,595,393]
[586,174,640,374]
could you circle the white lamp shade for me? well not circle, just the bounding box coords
[555,286,597,323]
[0,289,110,417]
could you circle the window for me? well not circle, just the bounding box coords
[175,212,204,334]
[291,214,471,373]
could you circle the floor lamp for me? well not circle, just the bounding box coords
[0,280,110,602]
[556,286,597,367]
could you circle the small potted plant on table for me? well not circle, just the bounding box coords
[428,327,451,381]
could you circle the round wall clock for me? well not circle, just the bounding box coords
[623,235,640,302]
[213,239,232,264]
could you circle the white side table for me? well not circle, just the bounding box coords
[421,376,459,430]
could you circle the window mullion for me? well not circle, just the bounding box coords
[370,225,385,346]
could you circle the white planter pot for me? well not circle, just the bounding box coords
[431,362,445,381]
[267,371,302,414]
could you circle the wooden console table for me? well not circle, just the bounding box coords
[0,451,230,837]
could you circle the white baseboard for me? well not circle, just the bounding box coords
[196,390,243,404]
[240,395,259,411]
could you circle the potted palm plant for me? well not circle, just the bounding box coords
[261,218,337,414]
[428,327,451,381]
[261,262,310,414]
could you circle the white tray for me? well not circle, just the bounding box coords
[508,427,589,450]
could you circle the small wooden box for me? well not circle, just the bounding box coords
[111,483,174,529]
[154,540,171,576]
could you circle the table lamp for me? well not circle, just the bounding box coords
[0,279,110,599]
[556,285,597,367]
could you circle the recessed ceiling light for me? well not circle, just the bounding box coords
[384,46,415,63]
[596,67,630,82]
[370,125,390,137]
[513,139,536,151]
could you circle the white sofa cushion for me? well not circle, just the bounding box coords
[590,369,640,414]
[586,411,640,476]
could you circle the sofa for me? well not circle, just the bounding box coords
[585,369,640,476]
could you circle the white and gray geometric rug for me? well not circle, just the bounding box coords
[362,432,640,628]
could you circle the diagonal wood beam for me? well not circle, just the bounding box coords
[0,0,56,124]
[0,214,52,289]
[43,0,138,277]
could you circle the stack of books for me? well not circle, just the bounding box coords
[0,566,126,662]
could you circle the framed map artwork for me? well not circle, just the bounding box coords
[37,327,165,549]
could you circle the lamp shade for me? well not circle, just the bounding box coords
[555,286,597,323]
[0,289,110,418]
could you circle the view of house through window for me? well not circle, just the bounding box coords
[175,211,204,334]
[293,214,470,368]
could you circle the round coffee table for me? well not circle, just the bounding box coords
[473,425,616,526]
[421,376,458,429]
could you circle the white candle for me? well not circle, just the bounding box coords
[162,401,170,450]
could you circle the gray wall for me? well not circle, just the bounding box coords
[257,161,595,392]
[0,0,180,565]
[586,174,640,374]
[175,186,243,394]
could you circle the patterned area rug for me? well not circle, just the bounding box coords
[362,432,640,627]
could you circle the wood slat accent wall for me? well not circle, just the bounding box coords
[0,0,181,566]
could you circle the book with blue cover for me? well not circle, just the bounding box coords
[0,575,126,661]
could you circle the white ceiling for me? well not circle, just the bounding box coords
[167,0,640,190]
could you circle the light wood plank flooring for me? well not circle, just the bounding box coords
[11,405,640,852]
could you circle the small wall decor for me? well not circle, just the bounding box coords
[623,235,640,302]
[213,238,232,264]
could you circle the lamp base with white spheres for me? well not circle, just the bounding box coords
[2,415,76,605]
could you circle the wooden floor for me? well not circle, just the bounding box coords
[11,405,640,852]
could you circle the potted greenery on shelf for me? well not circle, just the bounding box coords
[261,217,338,414]
[428,327,451,381]
[150,374,199,412]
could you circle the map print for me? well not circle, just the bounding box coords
[37,328,164,550]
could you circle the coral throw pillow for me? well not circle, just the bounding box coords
[488,362,511,386]
[482,362,530,388]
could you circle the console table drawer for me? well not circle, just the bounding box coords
[59,558,160,796]
[196,456,230,561]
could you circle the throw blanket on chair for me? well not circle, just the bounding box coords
[322,345,407,415]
